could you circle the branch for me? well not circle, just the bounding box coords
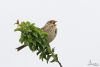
[57,60,63,67]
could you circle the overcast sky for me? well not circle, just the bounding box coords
[0,0,100,67]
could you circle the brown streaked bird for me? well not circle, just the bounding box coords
[16,20,57,51]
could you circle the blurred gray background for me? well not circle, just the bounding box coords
[0,0,100,67]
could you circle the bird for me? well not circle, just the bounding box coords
[16,20,57,51]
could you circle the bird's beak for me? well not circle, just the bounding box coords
[55,21,57,22]
[54,21,57,24]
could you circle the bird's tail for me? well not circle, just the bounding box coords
[16,45,27,51]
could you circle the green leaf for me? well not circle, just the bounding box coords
[51,48,55,53]
[39,53,44,61]
[37,50,41,55]
[29,43,36,51]
[14,28,22,31]
[46,55,52,63]
[50,59,55,63]
[51,54,58,63]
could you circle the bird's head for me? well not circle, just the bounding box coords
[45,20,57,26]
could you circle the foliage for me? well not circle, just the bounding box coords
[14,21,59,63]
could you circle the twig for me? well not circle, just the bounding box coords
[57,60,63,67]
